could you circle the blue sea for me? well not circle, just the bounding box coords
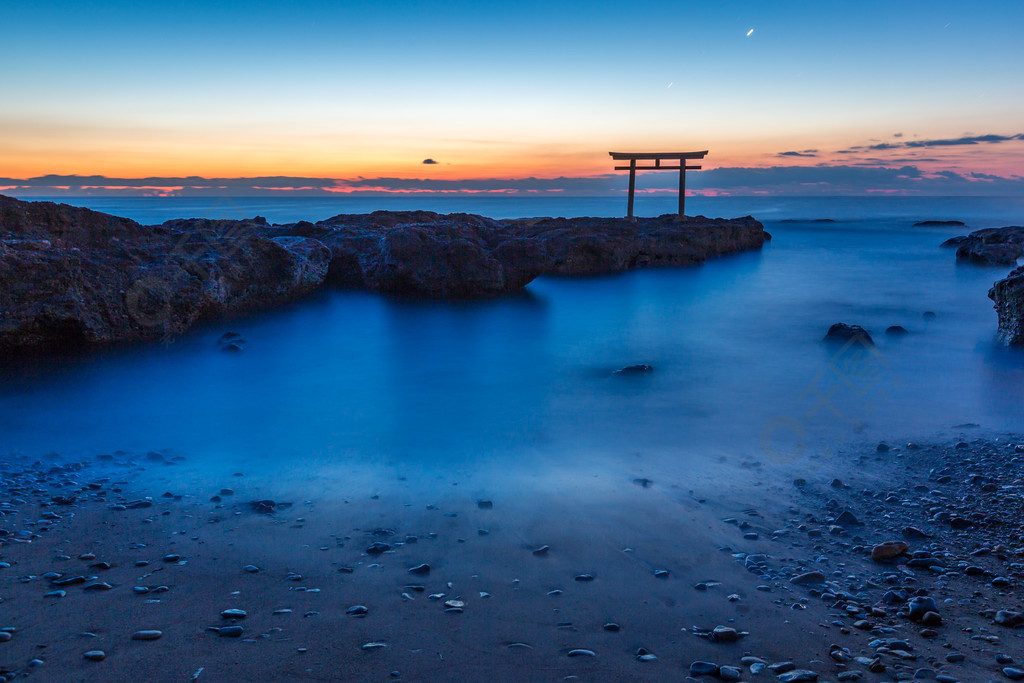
[2,195,1022,496]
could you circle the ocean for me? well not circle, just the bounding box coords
[2,195,1022,496]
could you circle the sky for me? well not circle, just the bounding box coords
[2,0,1023,196]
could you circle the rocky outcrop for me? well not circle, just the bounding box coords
[0,195,769,351]
[290,211,548,297]
[0,195,329,350]
[293,211,768,292]
[990,266,1024,346]
[951,226,1024,266]
[504,214,768,275]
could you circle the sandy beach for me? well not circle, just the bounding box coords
[2,432,1022,682]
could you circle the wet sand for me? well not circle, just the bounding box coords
[2,434,1022,682]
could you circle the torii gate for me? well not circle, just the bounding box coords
[609,151,708,218]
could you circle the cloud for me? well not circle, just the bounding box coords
[422,158,439,164]
[777,150,818,158]
[4,164,1024,198]
[846,133,1024,153]
[904,133,1023,147]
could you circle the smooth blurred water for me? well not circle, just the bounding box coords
[1,196,1023,491]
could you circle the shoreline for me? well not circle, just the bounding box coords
[2,432,1021,682]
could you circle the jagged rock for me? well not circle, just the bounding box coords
[954,226,1024,266]
[0,195,329,350]
[990,266,1024,346]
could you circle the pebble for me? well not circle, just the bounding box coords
[718,665,742,681]
[131,630,162,641]
[408,563,430,575]
[346,605,368,617]
[711,626,740,643]
[791,571,826,584]
[871,541,909,561]
[689,661,718,676]
[83,650,105,661]
[778,671,819,683]
[566,649,595,657]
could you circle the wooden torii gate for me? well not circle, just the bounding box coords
[609,150,708,218]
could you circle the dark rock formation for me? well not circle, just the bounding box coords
[504,214,768,276]
[1,196,769,351]
[953,226,1024,266]
[297,211,547,297]
[823,323,874,346]
[0,195,329,350]
[915,220,965,227]
[613,364,654,376]
[885,325,909,336]
[990,266,1024,346]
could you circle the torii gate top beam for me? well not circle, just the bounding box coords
[609,151,708,217]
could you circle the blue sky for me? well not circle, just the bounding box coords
[2,1,1022,194]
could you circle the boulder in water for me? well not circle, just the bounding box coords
[823,323,873,346]
[954,226,1024,266]
[613,364,654,376]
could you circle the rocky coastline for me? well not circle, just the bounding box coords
[942,226,1024,347]
[0,195,768,352]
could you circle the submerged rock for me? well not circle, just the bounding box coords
[823,323,874,346]
[613,364,654,376]
[917,220,965,227]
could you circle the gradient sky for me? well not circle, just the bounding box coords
[2,0,1023,193]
